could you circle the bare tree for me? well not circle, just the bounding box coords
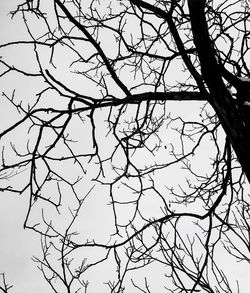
[1,0,250,292]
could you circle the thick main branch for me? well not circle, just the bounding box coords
[188,0,250,183]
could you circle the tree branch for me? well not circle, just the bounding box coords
[188,0,250,183]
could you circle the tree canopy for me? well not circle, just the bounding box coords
[1,0,250,292]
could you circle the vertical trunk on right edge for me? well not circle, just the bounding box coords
[188,0,250,183]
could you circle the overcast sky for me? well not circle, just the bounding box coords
[1,1,250,293]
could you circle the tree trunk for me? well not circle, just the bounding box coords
[188,0,250,183]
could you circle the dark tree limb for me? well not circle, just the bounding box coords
[188,0,250,183]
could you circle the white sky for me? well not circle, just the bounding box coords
[0,1,250,292]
